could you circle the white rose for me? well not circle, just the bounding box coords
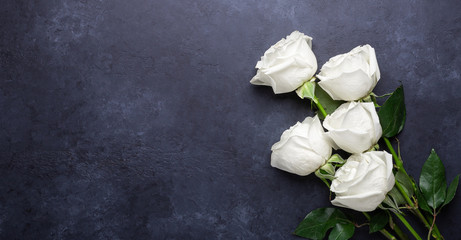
[271,115,332,176]
[250,31,317,94]
[317,44,380,101]
[330,151,395,212]
[323,102,382,154]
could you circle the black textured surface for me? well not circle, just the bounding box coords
[1,1,461,239]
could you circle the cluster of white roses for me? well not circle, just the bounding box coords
[251,31,395,212]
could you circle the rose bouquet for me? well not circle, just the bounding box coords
[251,31,459,240]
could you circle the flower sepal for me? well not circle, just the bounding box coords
[296,78,317,103]
[314,154,346,181]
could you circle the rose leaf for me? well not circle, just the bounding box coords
[443,174,460,208]
[419,149,447,210]
[328,222,355,240]
[415,186,432,213]
[315,85,344,119]
[294,207,351,240]
[378,85,406,138]
[369,210,389,233]
[395,170,414,198]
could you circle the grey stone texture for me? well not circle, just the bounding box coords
[1,0,461,239]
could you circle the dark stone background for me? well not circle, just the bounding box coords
[1,0,461,239]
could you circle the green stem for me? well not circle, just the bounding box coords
[383,137,444,239]
[431,222,442,239]
[415,210,431,231]
[395,181,415,208]
[314,97,327,118]
[320,178,330,188]
[424,212,443,239]
[412,206,443,239]
[383,137,406,175]
[393,222,409,240]
[427,211,436,240]
[394,212,422,240]
[363,212,397,240]
[384,137,416,210]
[362,212,371,219]
[381,229,398,240]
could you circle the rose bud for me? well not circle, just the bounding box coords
[250,31,318,94]
[317,44,380,101]
[330,151,395,212]
[323,102,382,154]
[271,115,332,176]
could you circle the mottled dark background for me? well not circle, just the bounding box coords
[1,0,461,239]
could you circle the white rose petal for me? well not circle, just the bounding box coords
[330,151,395,212]
[250,31,318,94]
[323,102,382,154]
[271,115,332,176]
[317,45,380,101]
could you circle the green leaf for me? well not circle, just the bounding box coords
[386,187,406,207]
[294,208,350,240]
[395,170,414,198]
[328,223,355,240]
[369,211,389,233]
[382,192,401,212]
[419,149,447,210]
[415,186,432,213]
[386,171,415,208]
[443,174,460,207]
[315,84,344,119]
[378,85,406,138]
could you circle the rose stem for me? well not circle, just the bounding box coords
[362,212,397,240]
[393,222,409,240]
[393,212,423,240]
[313,97,400,240]
[383,137,443,239]
[320,178,330,188]
[381,229,398,240]
[383,137,406,174]
[314,97,328,118]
